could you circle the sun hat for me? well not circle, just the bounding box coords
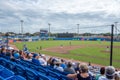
[105,66,115,79]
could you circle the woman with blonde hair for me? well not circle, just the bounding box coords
[67,63,93,80]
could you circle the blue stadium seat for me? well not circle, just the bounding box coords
[15,60,23,65]
[14,64,25,77]
[5,75,26,80]
[0,54,10,60]
[29,64,38,70]
[0,65,4,68]
[47,70,60,79]
[0,54,2,57]
[18,60,30,68]
[0,65,4,71]
[38,73,50,80]
[37,66,47,74]
[0,58,8,67]
[25,67,38,80]
[46,66,54,71]
[7,61,16,71]
[0,68,14,80]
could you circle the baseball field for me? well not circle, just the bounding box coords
[14,40,120,68]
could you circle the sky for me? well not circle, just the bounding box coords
[0,0,120,33]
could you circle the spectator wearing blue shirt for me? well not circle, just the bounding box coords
[60,59,67,69]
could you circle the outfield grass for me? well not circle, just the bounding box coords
[14,40,120,68]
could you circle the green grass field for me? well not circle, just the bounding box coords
[14,40,120,68]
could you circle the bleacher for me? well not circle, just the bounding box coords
[0,54,72,80]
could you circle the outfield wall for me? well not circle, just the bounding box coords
[52,37,120,41]
[41,36,119,42]
[3,37,120,43]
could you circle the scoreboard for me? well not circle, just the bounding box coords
[40,29,48,37]
[57,33,74,38]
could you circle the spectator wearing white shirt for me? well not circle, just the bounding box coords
[54,62,64,72]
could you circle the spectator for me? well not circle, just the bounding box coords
[105,66,115,80]
[88,62,94,76]
[0,47,6,55]
[18,50,24,59]
[60,59,67,69]
[75,63,80,73]
[54,62,64,72]
[47,57,54,67]
[26,53,33,62]
[114,71,120,80]
[13,52,20,59]
[50,57,58,68]
[96,67,105,80]
[32,54,41,65]
[88,62,92,70]
[38,55,47,66]
[22,52,28,60]
[67,63,93,80]
[6,48,11,56]
[64,62,76,74]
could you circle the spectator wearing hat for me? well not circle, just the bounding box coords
[13,52,20,59]
[105,66,115,80]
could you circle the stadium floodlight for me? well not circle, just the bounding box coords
[5,33,9,49]
[20,20,24,41]
[77,24,79,37]
[48,23,51,38]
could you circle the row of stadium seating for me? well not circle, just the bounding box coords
[0,65,25,80]
[0,54,72,80]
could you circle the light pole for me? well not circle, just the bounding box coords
[110,24,114,66]
[77,24,79,37]
[5,33,9,49]
[48,23,51,38]
[20,20,24,41]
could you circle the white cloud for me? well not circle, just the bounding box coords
[0,0,120,33]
